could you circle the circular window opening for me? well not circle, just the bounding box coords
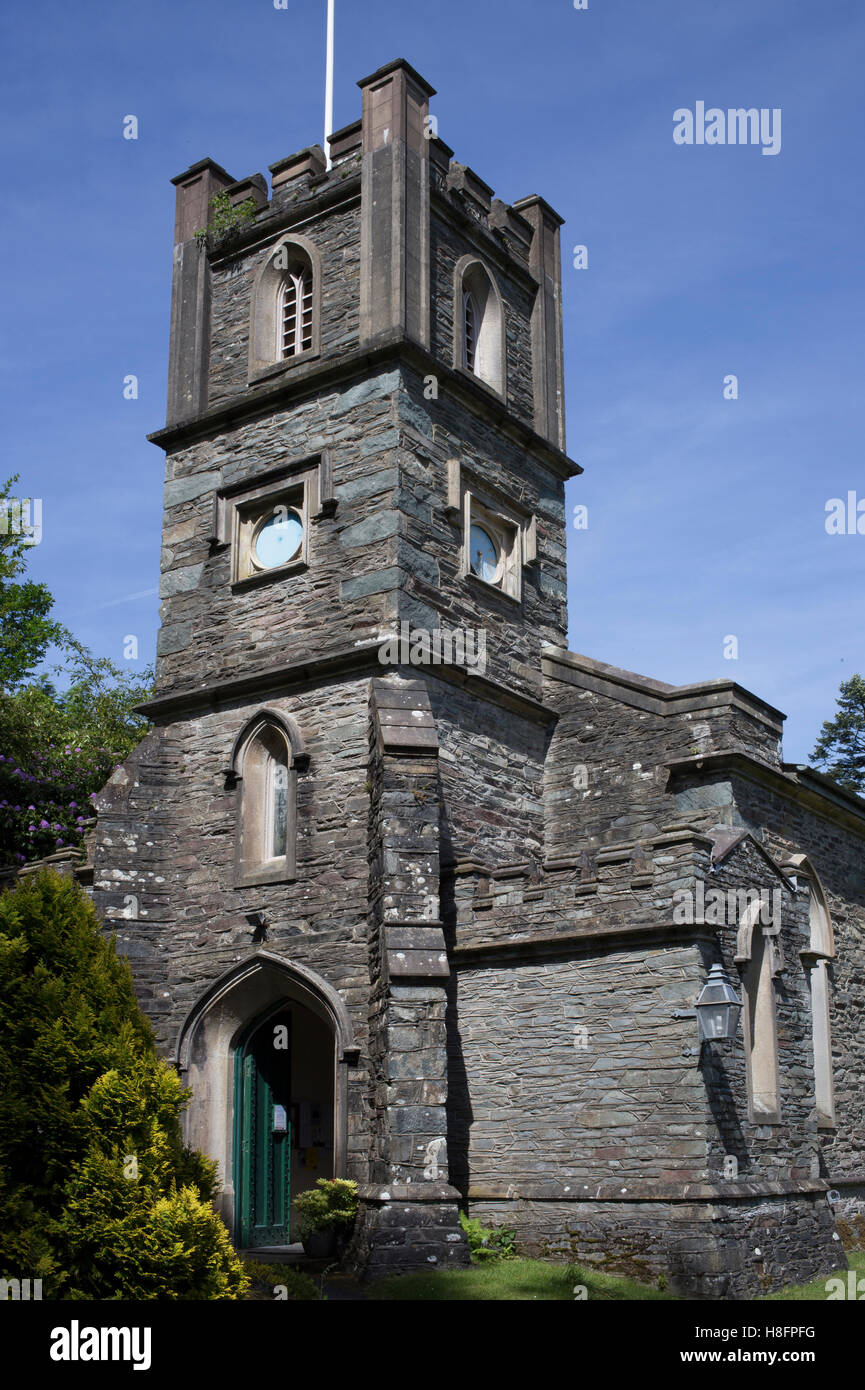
[253,510,303,569]
[469,523,499,584]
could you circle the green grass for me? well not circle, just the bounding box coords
[762,1249,865,1301]
[368,1248,865,1302]
[368,1257,676,1301]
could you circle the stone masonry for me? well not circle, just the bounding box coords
[81,58,864,1295]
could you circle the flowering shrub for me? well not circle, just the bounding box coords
[0,744,116,866]
[0,652,152,868]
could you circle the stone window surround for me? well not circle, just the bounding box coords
[248,231,323,385]
[785,854,836,1129]
[735,855,838,1130]
[447,456,536,606]
[452,253,507,401]
[226,709,308,889]
[213,452,334,593]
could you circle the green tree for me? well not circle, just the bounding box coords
[0,651,153,866]
[0,872,247,1299]
[0,475,154,867]
[811,674,865,794]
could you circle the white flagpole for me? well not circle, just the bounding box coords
[324,0,335,169]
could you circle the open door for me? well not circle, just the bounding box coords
[234,1008,292,1248]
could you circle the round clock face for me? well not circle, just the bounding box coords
[253,510,303,569]
[469,523,499,583]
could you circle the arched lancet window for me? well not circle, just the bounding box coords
[463,290,479,373]
[735,896,782,1123]
[454,257,505,394]
[229,713,304,886]
[248,235,321,380]
[279,262,313,359]
[743,926,781,1123]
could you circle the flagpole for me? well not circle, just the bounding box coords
[324,0,335,169]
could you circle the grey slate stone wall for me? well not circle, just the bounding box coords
[429,209,536,428]
[209,194,362,407]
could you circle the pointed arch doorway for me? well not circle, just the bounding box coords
[233,1000,334,1248]
[234,1007,293,1247]
[175,952,358,1248]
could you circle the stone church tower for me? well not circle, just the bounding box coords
[92,58,865,1295]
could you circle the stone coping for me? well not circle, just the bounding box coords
[542,646,785,730]
[468,1178,829,1203]
[356,1183,461,1204]
[357,57,437,98]
[668,750,865,835]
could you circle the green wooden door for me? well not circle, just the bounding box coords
[235,1009,292,1248]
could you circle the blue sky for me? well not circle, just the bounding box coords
[2,0,862,762]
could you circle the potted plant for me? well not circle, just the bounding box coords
[293,1178,359,1258]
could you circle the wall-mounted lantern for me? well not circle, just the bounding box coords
[695,963,742,1042]
[674,962,742,1063]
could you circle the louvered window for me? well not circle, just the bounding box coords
[463,291,479,372]
[280,265,313,358]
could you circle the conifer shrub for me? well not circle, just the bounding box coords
[292,1177,359,1237]
[0,871,248,1299]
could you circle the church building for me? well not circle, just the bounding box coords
[90,59,865,1297]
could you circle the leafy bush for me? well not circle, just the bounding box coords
[195,192,258,249]
[0,474,153,868]
[0,872,246,1299]
[459,1210,517,1262]
[293,1178,359,1237]
[243,1260,320,1301]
